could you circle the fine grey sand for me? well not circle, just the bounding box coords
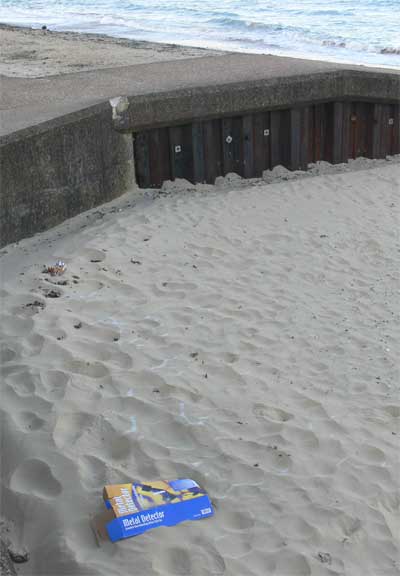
[1,157,399,575]
[0,24,226,78]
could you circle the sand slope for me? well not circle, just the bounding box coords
[0,159,399,575]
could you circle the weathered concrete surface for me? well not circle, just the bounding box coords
[2,53,399,137]
[115,69,400,132]
[1,53,399,248]
[0,104,134,247]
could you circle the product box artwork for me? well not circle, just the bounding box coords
[92,478,214,542]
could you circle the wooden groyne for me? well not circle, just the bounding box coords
[1,54,399,246]
[133,101,399,187]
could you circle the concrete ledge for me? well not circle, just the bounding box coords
[114,69,400,132]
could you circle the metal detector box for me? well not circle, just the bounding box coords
[92,478,213,543]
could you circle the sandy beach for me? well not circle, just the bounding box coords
[1,154,399,575]
[0,24,225,78]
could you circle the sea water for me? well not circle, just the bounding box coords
[1,0,399,68]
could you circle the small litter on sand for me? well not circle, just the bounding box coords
[43,260,67,276]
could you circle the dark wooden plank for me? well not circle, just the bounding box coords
[192,122,205,183]
[204,119,223,184]
[332,102,345,164]
[342,101,351,161]
[290,108,302,170]
[290,106,311,170]
[270,109,290,168]
[380,104,391,158]
[392,104,400,155]
[324,102,334,163]
[388,104,398,156]
[349,102,358,159]
[313,104,322,162]
[372,103,384,159]
[222,117,234,174]
[134,131,150,188]
[222,116,243,176]
[307,105,314,165]
[242,115,254,179]
[354,102,374,158]
[300,107,310,170]
[253,112,270,176]
[169,124,194,182]
[148,127,171,187]
[281,110,291,168]
[270,110,281,168]
[364,103,374,158]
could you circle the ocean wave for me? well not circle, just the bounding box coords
[1,0,399,69]
[207,16,304,35]
[380,47,400,55]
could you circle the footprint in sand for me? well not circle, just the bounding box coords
[53,412,95,450]
[383,405,400,418]
[253,403,293,423]
[78,455,108,489]
[153,547,193,576]
[41,370,69,400]
[68,358,109,379]
[0,314,34,337]
[6,366,38,396]
[14,411,46,432]
[85,248,106,263]
[10,459,62,498]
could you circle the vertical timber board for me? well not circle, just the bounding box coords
[169,124,194,182]
[148,127,171,187]
[372,103,384,159]
[392,104,400,155]
[204,119,223,184]
[307,105,314,165]
[281,110,291,168]
[222,117,234,174]
[291,106,310,170]
[380,104,391,158]
[354,102,374,158]
[333,102,344,164]
[342,101,351,161]
[192,122,206,183]
[323,103,334,163]
[388,103,399,156]
[271,109,290,168]
[290,108,302,170]
[349,102,358,159]
[134,131,150,188]
[222,116,243,176]
[313,104,323,162]
[253,112,271,176]
[270,110,281,168]
[301,107,311,169]
[242,115,254,179]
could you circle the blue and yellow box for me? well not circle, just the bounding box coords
[93,479,213,542]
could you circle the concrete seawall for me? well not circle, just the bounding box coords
[0,105,134,247]
[1,54,399,248]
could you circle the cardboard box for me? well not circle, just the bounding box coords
[92,478,213,543]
